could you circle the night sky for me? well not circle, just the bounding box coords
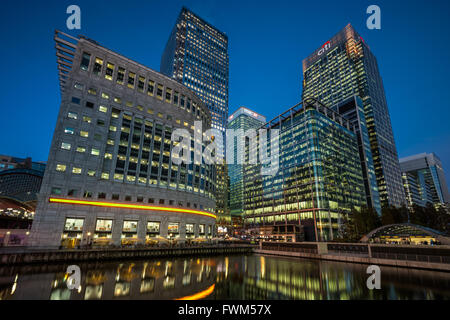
[1,0,449,184]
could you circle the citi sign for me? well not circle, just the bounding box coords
[317,41,331,56]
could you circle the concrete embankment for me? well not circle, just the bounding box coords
[0,244,254,265]
[255,242,450,272]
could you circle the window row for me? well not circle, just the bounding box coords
[50,186,207,210]
[63,217,213,239]
[78,52,208,121]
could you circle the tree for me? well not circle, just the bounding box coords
[409,203,450,235]
[381,205,408,225]
[337,207,381,242]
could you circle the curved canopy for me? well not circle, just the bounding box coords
[361,223,447,243]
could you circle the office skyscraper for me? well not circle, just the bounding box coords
[161,7,229,133]
[329,95,381,214]
[302,24,405,208]
[161,7,229,225]
[227,107,266,218]
[243,100,366,241]
[400,153,450,208]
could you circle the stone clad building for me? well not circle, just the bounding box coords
[30,31,217,248]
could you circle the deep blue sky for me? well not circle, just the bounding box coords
[1,0,450,183]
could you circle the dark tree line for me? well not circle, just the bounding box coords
[335,204,450,242]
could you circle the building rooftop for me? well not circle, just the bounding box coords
[228,107,266,123]
[399,152,440,163]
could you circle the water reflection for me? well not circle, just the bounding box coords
[0,254,449,300]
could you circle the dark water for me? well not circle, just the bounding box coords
[0,254,449,300]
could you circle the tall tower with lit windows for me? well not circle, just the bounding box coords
[161,7,230,223]
[161,7,229,133]
[302,24,406,208]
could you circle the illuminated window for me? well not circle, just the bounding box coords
[116,67,125,84]
[61,142,71,150]
[138,76,145,92]
[101,172,109,180]
[56,164,66,172]
[80,131,89,138]
[88,88,97,96]
[168,223,179,234]
[93,57,103,75]
[147,80,154,96]
[138,177,146,184]
[186,224,194,234]
[87,170,96,177]
[83,116,92,123]
[104,153,113,159]
[156,84,163,100]
[96,219,113,232]
[68,112,78,120]
[65,127,74,135]
[99,105,108,113]
[65,218,84,231]
[105,62,114,80]
[127,72,135,89]
[123,221,138,233]
[91,148,100,156]
[109,125,117,132]
[76,146,86,153]
[147,222,160,233]
[72,167,82,174]
[165,88,172,102]
[101,92,110,99]
[114,97,122,104]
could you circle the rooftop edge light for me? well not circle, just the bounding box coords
[48,198,217,219]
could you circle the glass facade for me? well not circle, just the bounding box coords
[328,96,381,214]
[302,24,405,208]
[243,101,365,241]
[400,153,450,209]
[160,7,229,133]
[160,7,230,226]
[227,108,267,218]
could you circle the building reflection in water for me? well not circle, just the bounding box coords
[0,255,449,300]
[213,255,450,300]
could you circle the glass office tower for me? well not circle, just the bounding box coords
[161,7,229,225]
[227,107,266,218]
[328,95,381,214]
[400,153,450,209]
[243,100,366,241]
[160,7,229,133]
[302,24,405,208]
